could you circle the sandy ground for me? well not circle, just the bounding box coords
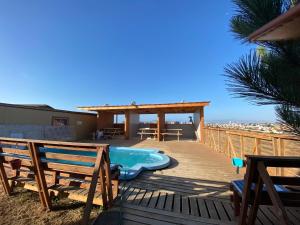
[0,187,101,225]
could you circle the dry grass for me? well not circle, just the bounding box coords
[0,187,101,225]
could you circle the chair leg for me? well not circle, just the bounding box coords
[248,177,263,225]
[233,191,241,216]
[0,162,12,195]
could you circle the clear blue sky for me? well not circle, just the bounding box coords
[0,0,276,122]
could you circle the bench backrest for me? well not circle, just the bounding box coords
[33,141,107,175]
[0,139,33,167]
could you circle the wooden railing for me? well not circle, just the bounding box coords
[203,127,300,176]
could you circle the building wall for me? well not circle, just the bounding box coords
[0,105,97,140]
[129,113,140,138]
[96,112,114,129]
[165,123,196,139]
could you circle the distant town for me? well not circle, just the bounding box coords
[205,122,287,134]
[139,120,288,134]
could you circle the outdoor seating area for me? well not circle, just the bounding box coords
[78,102,208,142]
[0,137,119,224]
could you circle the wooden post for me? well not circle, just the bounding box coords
[278,138,285,176]
[254,138,261,155]
[82,146,104,225]
[29,142,52,210]
[0,145,11,195]
[124,111,130,140]
[199,107,205,143]
[218,128,221,152]
[240,135,244,158]
[227,134,230,157]
[272,137,279,176]
[157,112,165,141]
[103,146,113,206]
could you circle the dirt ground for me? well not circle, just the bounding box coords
[0,187,101,225]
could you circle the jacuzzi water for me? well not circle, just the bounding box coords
[109,147,170,180]
[0,144,170,180]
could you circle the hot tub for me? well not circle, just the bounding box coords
[110,147,170,180]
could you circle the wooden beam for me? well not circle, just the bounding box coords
[29,142,52,210]
[0,146,11,195]
[78,101,210,112]
[82,146,103,225]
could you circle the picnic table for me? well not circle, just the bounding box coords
[161,128,183,141]
[137,128,158,140]
[103,128,122,137]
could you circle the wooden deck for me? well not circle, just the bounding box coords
[93,139,300,225]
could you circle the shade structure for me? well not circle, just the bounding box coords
[78,101,210,142]
[248,4,300,41]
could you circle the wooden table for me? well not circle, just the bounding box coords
[161,129,183,141]
[103,128,122,137]
[137,128,158,140]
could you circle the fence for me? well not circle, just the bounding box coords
[204,127,300,176]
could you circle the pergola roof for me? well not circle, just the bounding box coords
[78,101,210,114]
[248,4,300,41]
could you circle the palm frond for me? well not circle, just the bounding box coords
[276,105,300,134]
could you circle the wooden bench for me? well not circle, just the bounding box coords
[137,128,158,140]
[0,137,119,224]
[230,155,300,225]
[103,128,123,137]
[161,129,183,141]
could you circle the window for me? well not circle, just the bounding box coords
[52,117,69,126]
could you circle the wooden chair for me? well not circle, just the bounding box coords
[0,138,119,225]
[230,155,300,225]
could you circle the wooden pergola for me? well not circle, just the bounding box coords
[248,3,300,41]
[78,101,209,142]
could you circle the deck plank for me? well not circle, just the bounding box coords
[173,194,181,214]
[157,192,167,210]
[148,190,160,208]
[165,193,174,211]
[190,197,200,217]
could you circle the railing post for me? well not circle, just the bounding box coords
[278,138,285,176]
[218,128,221,152]
[254,138,261,155]
[272,137,279,176]
[240,135,244,159]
